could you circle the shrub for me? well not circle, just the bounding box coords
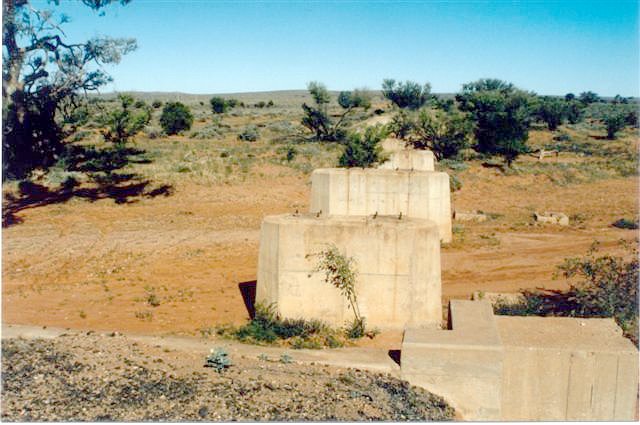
[238,125,260,142]
[210,97,228,114]
[456,79,534,167]
[101,94,151,146]
[338,126,387,168]
[410,109,474,160]
[495,241,639,345]
[603,109,627,139]
[222,303,345,348]
[389,110,415,140]
[308,244,366,338]
[382,79,431,110]
[159,102,193,135]
[536,96,566,131]
[205,348,232,372]
[152,100,163,109]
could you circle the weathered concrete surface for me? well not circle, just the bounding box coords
[378,150,435,172]
[400,300,639,421]
[256,213,442,330]
[497,316,638,421]
[310,168,451,242]
[401,301,503,420]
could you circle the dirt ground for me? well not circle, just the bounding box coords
[3,155,637,345]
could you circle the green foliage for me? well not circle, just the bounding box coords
[223,303,345,348]
[152,100,163,109]
[495,242,639,345]
[382,79,431,110]
[410,109,474,160]
[205,348,232,372]
[238,125,260,142]
[159,102,194,135]
[307,81,331,105]
[602,108,627,139]
[565,100,584,124]
[337,89,372,110]
[301,82,368,142]
[101,95,151,146]
[456,78,534,166]
[579,91,601,105]
[536,96,566,131]
[279,353,293,364]
[338,126,387,168]
[389,110,415,140]
[2,0,136,179]
[308,244,370,339]
[210,97,228,114]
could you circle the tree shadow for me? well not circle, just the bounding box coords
[238,280,257,320]
[3,145,173,228]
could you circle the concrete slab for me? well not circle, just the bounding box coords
[497,316,639,421]
[256,213,442,330]
[401,301,503,420]
[401,302,639,421]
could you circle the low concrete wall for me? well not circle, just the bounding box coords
[256,214,442,330]
[400,300,639,421]
[401,301,503,420]
[379,150,435,171]
[310,168,451,242]
[498,316,638,420]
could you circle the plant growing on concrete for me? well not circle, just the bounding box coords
[205,347,232,372]
[309,244,366,338]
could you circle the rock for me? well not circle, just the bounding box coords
[453,211,487,222]
[534,211,569,226]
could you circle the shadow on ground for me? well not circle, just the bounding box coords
[3,145,173,227]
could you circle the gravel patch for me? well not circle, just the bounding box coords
[1,333,454,421]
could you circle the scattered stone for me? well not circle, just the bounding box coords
[453,211,487,222]
[533,211,569,226]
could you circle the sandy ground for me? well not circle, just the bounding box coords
[2,161,638,346]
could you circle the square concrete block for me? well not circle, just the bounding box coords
[256,214,443,330]
[497,316,639,421]
[378,149,435,171]
[310,168,452,242]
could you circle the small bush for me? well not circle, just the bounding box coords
[210,97,228,114]
[238,125,260,142]
[338,126,387,168]
[160,102,193,135]
[152,100,163,109]
[220,303,346,348]
[495,241,639,345]
[205,348,232,372]
[449,174,463,192]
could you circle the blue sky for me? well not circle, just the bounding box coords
[55,0,638,96]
